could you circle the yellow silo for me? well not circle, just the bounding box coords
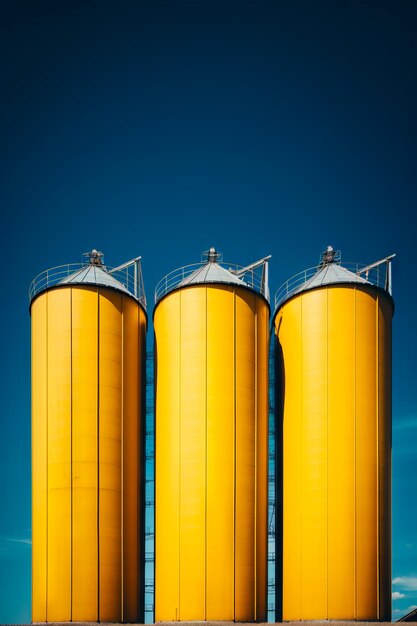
[154,248,270,622]
[274,246,394,621]
[30,250,146,623]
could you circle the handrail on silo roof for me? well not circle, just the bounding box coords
[230,254,271,302]
[274,254,396,312]
[354,253,396,294]
[29,257,147,308]
[154,257,271,304]
[109,255,147,307]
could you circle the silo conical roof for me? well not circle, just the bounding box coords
[59,264,131,295]
[275,246,373,315]
[154,246,271,305]
[293,261,370,296]
[179,262,246,287]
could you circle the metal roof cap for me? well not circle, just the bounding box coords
[292,262,370,295]
[274,246,395,316]
[59,264,131,295]
[29,250,147,311]
[179,262,246,287]
[154,247,271,305]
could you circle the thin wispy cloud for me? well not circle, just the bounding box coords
[1,537,31,545]
[393,415,417,431]
[392,416,417,456]
[393,577,417,590]
[393,591,406,600]
[393,606,417,618]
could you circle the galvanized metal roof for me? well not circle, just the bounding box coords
[179,262,246,287]
[59,264,131,295]
[293,261,370,295]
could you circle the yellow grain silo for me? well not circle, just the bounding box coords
[274,246,394,621]
[154,247,270,622]
[30,250,146,623]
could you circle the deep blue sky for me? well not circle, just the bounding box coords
[1,1,416,622]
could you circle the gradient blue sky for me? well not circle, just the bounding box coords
[1,1,416,622]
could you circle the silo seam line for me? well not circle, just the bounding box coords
[354,288,357,618]
[97,289,100,621]
[376,293,380,618]
[70,287,73,621]
[178,290,181,621]
[254,295,258,620]
[121,294,124,622]
[204,286,207,620]
[46,292,49,622]
[300,294,303,620]
[326,288,328,619]
[233,290,236,621]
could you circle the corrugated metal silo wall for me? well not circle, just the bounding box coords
[153,284,269,622]
[32,286,146,623]
[274,285,392,621]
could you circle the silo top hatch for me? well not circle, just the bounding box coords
[154,247,271,305]
[274,245,395,316]
[29,249,146,310]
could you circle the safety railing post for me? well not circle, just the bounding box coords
[387,260,392,295]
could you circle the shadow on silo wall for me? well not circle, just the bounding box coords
[274,328,284,623]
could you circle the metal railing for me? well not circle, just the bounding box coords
[29,260,146,307]
[275,256,395,311]
[155,261,268,303]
